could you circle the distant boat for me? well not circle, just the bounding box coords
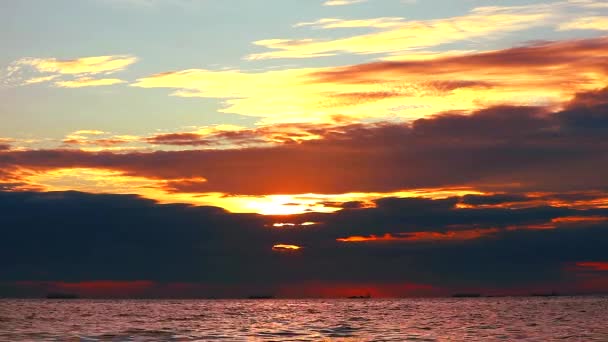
[531,291,560,297]
[451,293,482,298]
[46,292,79,299]
[247,295,275,299]
[347,293,371,299]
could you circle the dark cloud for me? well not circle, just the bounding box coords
[144,123,336,147]
[62,138,131,147]
[461,194,531,206]
[1,191,608,298]
[311,37,608,84]
[145,132,215,146]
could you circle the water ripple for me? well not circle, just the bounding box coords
[1,297,608,341]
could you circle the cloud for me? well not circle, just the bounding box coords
[144,123,327,147]
[576,262,608,271]
[323,0,367,6]
[0,138,13,151]
[60,130,141,151]
[54,77,126,88]
[247,2,583,60]
[13,55,136,75]
[23,75,60,85]
[558,16,608,30]
[1,190,608,297]
[72,130,107,136]
[3,55,136,87]
[1,87,608,200]
[133,37,608,123]
[294,17,405,29]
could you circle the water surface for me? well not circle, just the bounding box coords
[1,297,607,341]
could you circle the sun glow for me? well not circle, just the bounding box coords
[12,167,487,215]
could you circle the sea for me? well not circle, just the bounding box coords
[1,297,608,341]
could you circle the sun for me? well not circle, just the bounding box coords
[244,195,335,215]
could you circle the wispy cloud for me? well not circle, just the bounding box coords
[295,17,405,29]
[247,1,606,60]
[55,77,126,88]
[15,55,136,75]
[2,55,136,87]
[558,16,608,30]
[60,130,142,151]
[323,0,367,6]
[23,75,60,85]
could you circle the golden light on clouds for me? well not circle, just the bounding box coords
[337,228,500,243]
[248,4,556,60]
[8,167,485,214]
[558,16,608,30]
[132,37,608,124]
[14,55,137,75]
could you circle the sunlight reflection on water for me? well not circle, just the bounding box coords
[1,297,607,341]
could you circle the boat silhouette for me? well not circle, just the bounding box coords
[46,292,79,299]
[347,293,371,299]
[247,295,275,299]
[531,291,560,297]
[451,293,481,298]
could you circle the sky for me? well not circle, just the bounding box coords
[1,0,608,298]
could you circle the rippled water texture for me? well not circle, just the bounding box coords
[1,297,608,341]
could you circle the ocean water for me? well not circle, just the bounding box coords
[1,297,607,341]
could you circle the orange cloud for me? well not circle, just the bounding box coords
[144,123,325,148]
[272,244,302,251]
[60,130,142,151]
[551,216,608,224]
[9,166,470,214]
[337,228,499,243]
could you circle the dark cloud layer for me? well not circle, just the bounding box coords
[1,191,607,298]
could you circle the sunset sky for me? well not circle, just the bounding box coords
[2,0,608,298]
